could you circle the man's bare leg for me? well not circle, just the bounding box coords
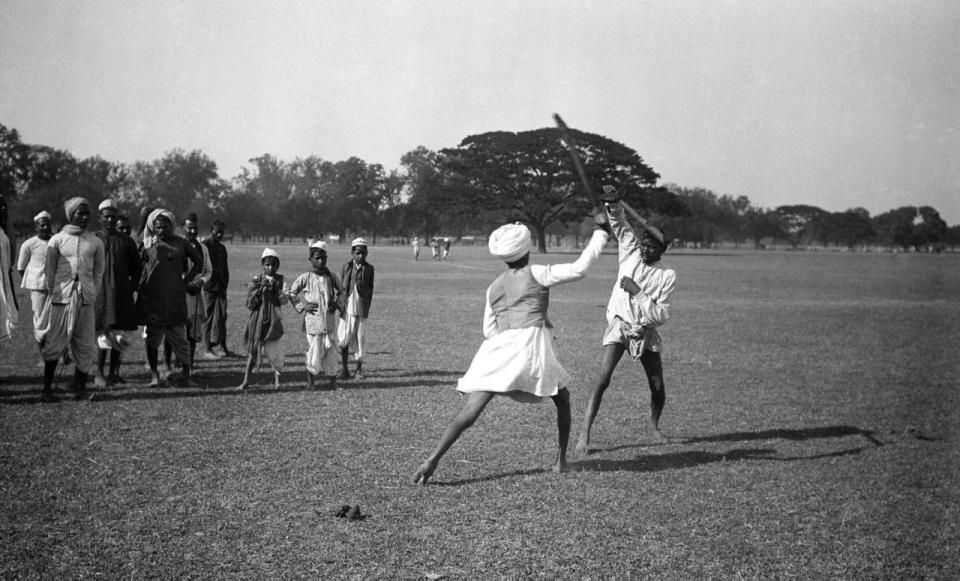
[576,343,626,455]
[95,349,109,387]
[146,344,162,386]
[236,352,256,390]
[414,391,495,485]
[640,349,667,441]
[551,388,571,472]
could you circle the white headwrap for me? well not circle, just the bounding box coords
[33,210,52,222]
[488,223,531,262]
[63,197,90,222]
[351,237,367,248]
[309,240,327,251]
[261,248,280,261]
[98,199,115,211]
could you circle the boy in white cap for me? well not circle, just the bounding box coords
[289,240,342,389]
[576,186,677,453]
[17,211,53,357]
[337,237,374,379]
[413,210,613,485]
[237,248,287,390]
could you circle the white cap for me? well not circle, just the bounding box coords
[261,248,280,260]
[351,237,367,247]
[309,240,327,251]
[33,210,52,222]
[98,199,115,211]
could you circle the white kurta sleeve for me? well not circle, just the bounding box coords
[632,270,676,327]
[531,229,609,288]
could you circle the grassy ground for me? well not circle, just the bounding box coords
[2,242,958,578]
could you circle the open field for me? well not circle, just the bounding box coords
[2,242,959,578]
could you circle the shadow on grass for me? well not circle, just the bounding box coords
[571,445,872,474]
[593,425,885,454]
[429,467,549,487]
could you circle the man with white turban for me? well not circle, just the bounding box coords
[38,197,105,401]
[289,239,343,389]
[576,186,677,454]
[336,237,374,380]
[17,210,53,356]
[136,208,203,387]
[413,211,614,485]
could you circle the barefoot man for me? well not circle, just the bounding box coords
[414,211,612,485]
[576,186,676,454]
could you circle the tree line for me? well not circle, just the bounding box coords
[2,122,956,251]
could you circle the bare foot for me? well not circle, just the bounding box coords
[147,373,162,387]
[413,460,436,485]
[94,374,108,388]
[553,454,568,474]
[574,436,590,456]
[234,381,248,391]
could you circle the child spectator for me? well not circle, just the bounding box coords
[17,211,53,359]
[337,237,374,379]
[237,248,287,390]
[289,240,342,390]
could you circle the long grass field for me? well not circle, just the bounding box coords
[2,241,958,578]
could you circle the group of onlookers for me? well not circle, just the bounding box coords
[0,193,377,401]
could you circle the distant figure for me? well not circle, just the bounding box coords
[430,238,439,261]
[17,211,52,359]
[0,195,19,350]
[237,248,287,390]
[94,200,142,388]
[289,240,342,390]
[576,186,677,454]
[414,214,612,485]
[201,220,231,359]
[412,237,421,260]
[337,237,374,379]
[38,198,105,401]
[442,237,451,261]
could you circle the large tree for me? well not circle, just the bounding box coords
[439,127,670,252]
[775,204,827,249]
[870,205,947,251]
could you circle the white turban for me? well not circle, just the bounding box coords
[309,240,327,251]
[351,237,367,248]
[488,223,531,262]
[33,210,51,222]
[261,248,280,261]
[98,199,115,211]
[63,197,90,222]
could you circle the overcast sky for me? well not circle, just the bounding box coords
[2,0,958,224]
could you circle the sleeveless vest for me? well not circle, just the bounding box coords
[488,266,551,332]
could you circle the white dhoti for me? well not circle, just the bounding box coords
[38,296,97,374]
[456,326,570,403]
[337,315,366,361]
[305,332,338,376]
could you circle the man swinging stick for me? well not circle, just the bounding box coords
[554,113,677,453]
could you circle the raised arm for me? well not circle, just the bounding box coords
[532,229,609,288]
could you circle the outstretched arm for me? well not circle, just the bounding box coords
[532,229,610,288]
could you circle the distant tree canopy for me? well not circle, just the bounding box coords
[1,121,955,251]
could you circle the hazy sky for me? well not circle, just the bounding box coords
[2,0,958,224]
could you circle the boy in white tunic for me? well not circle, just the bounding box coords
[576,186,677,454]
[414,212,612,485]
[289,241,342,390]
